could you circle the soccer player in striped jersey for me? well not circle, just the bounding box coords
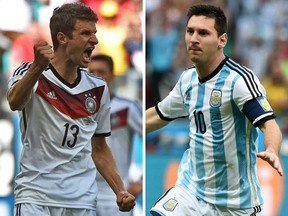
[88,54,143,216]
[146,4,283,216]
[7,3,135,216]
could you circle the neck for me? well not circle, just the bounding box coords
[195,53,225,79]
[50,53,79,84]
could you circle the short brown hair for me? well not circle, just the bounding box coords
[50,3,98,50]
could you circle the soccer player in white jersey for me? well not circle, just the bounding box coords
[7,3,135,216]
[88,54,143,216]
[146,4,283,216]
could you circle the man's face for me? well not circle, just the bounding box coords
[185,15,226,64]
[89,60,114,84]
[65,19,98,68]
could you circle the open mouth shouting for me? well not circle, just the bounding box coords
[83,47,94,63]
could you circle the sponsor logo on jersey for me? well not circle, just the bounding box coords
[85,96,97,113]
[257,97,272,111]
[163,198,178,212]
[210,89,222,108]
[46,91,57,100]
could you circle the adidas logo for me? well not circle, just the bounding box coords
[47,91,57,99]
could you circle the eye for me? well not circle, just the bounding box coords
[199,31,209,36]
[82,31,92,36]
[186,28,194,34]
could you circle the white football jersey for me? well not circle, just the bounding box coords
[96,95,142,206]
[157,57,275,209]
[8,63,111,210]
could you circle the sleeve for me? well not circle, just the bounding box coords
[7,62,38,95]
[233,72,275,127]
[157,78,189,120]
[128,100,142,136]
[94,83,111,136]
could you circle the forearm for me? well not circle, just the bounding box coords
[92,143,125,195]
[146,106,169,133]
[8,63,43,110]
[259,119,282,154]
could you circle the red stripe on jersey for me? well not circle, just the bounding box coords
[111,108,128,130]
[36,75,104,119]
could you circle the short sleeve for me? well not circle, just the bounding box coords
[7,62,38,96]
[157,79,188,120]
[233,72,275,127]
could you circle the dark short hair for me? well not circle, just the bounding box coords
[90,54,114,74]
[50,3,98,50]
[187,4,227,36]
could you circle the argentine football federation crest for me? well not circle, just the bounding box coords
[163,198,178,212]
[210,89,222,108]
[257,97,272,111]
[85,96,97,113]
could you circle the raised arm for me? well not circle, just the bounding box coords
[257,119,283,176]
[8,41,53,111]
[146,106,169,133]
[92,136,135,211]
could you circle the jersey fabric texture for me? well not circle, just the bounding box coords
[156,57,275,209]
[96,95,142,213]
[150,185,263,216]
[8,63,111,210]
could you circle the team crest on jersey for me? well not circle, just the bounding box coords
[163,198,178,212]
[257,97,272,111]
[210,89,222,108]
[85,96,97,113]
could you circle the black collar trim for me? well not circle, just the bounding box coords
[199,56,229,84]
[49,64,81,88]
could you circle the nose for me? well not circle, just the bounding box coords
[90,34,98,45]
[189,32,199,44]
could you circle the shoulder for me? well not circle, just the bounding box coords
[79,68,107,85]
[225,58,263,98]
[12,62,33,77]
[224,57,255,77]
[177,65,197,86]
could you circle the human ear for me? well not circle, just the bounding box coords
[218,33,228,49]
[57,32,68,45]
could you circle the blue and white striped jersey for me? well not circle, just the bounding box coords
[156,57,275,209]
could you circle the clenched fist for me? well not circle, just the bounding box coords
[116,190,136,212]
[33,41,54,70]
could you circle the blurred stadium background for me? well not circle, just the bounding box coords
[0,0,143,216]
[146,0,288,216]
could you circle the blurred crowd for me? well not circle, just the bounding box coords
[146,0,288,151]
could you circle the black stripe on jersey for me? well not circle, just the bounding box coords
[153,187,174,207]
[22,109,27,131]
[16,204,21,216]
[226,59,262,98]
[13,62,31,77]
[93,132,111,137]
[13,62,27,76]
[155,105,176,121]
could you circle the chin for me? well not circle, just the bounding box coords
[79,60,90,68]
